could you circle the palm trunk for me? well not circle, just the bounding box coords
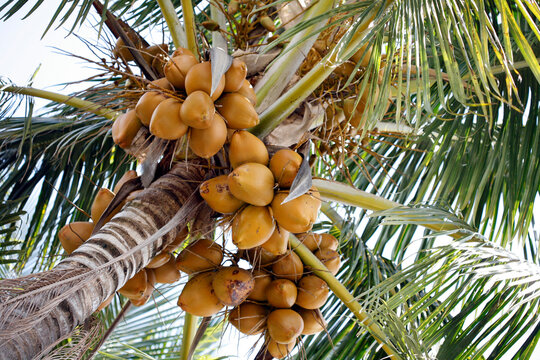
[0,162,206,359]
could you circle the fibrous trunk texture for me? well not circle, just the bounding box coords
[0,162,205,359]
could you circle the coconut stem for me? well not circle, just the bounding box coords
[181,313,198,360]
[1,86,119,120]
[314,178,465,237]
[289,234,401,359]
[180,0,199,60]
[157,0,187,49]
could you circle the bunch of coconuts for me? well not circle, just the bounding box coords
[112,46,258,159]
[57,170,186,309]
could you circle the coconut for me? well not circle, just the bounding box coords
[141,44,169,65]
[266,338,296,359]
[212,266,255,306]
[261,225,289,256]
[172,47,196,58]
[269,149,303,188]
[175,238,223,274]
[178,271,224,316]
[296,233,321,252]
[216,93,258,129]
[96,294,115,312]
[199,175,244,214]
[236,79,257,106]
[248,269,272,302]
[267,309,304,344]
[180,90,215,129]
[228,302,268,335]
[295,275,329,309]
[314,248,341,275]
[189,113,227,158]
[58,222,94,254]
[164,226,189,252]
[112,110,142,149]
[271,188,321,233]
[319,233,339,251]
[266,279,297,308]
[113,170,138,193]
[118,269,147,299]
[147,77,174,91]
[297,308,326,335]
[91,188,116,224]
[229,130,269,168]
[135,91,168,126]
[243,247,278,268]
[146,251,171,269]
[149,98,188,140]
[113,34,142,61]
[232,205,275,249]
[228,163,275,206]
[164,54,198,89]
[185,62,225,100]
[224,59,247,92]
[272,251,303,282]
[153,254,181,284]
[130,269,157,307]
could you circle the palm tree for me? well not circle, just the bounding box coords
[1,0,540,359]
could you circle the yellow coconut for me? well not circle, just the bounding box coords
[236,79,257,106]
[272,251,304,282]
[212,266,255,306]
[141,44,169,65]
[199,175,245,214]
[118,269,147,299]
[164,54,198,89]
[269,149,303,188]
[319,233,339,251]
[248,269,272,302]
[298,308,326,335]
[228,302,268,335]
[189,113,227,158]
[271,188,321,233]
[149,98,188,140]
[261,225,289,256]
[228,130,269,168]
[185,61,225,101]
[228,163,275,206]
[130,269,157,307]
[113,170,138,193]
[180,90,215,129]
[296,233,321,252]
[232,205,275,249]
[153,254,181,284]
[91,188,116,224]
[216,93,258,129]
[243,247,278,268]
[295,275,329,309]
[113,34,142,61]
[224,59,247,92]
[178,271,224,316]
[112,110,142,149]
[175,238,223,274]
[266,338,296,359]
[147,77,174,91]
[172,47,196,58]
[146,251,171,269]
[58,222,94,254]
[314,248,341,275]
[266,279,297,308]
[164,227,189,252]
[135,91,168,127]
[267,309,304,344]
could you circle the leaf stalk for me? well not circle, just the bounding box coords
[156,0,187,49]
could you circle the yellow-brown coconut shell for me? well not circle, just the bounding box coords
[212,266,255,306]
[272,251,303,282]
[164,54,198,89]
[319,233,339,251]
[135,91,168,127]
[269,149,303,188]
[146,251,171,269]
[295,275,329,309]
[267,309,304,344]
[216,93,258,129]
[149,98,188,140]
[298,308,326,335]
[261,225,289,256]
[228,163,275,206]
[271,188,321,233]
[178,271,224,316]
[185,61,225,101]
[224,59,247,92]
[266,338,296,359]
[58,221,94,254]
[199,175,244,214]
[113,170,138,194]
[266,279,297,308]
[228,302,268,335]
[243,247,278,268]
[232,205,275,249]
[118,269,147,299]
[248,269,272,302]
[296,233,321,252]
[237,79,257,106]
[175,238,223,274]
[91,188,115,224]
[147,77,174,91]
[229,130,269,168]
[314,248,341,275]
[154,254,181,284]
[189,113,227,158]
[112,110,142,149]
[180,90,215,129]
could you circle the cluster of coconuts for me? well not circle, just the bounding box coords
[112,46,258,160]
[57,170,188,309]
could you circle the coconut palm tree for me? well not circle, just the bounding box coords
[1,0,540,359]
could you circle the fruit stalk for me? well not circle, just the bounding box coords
[180,0,199,60]
[289,234,401,359]
[1,85,119,120]
[156,0,188,49]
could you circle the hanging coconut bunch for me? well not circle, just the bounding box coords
[111,47,257,160]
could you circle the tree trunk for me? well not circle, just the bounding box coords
[0,162,205,359]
